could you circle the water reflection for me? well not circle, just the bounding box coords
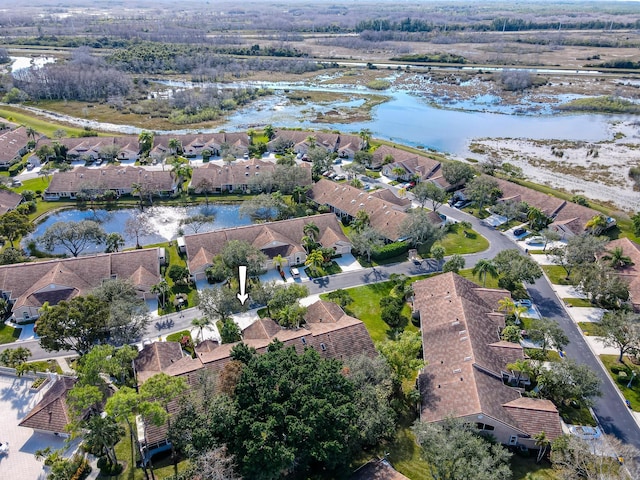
[25,204,252,255]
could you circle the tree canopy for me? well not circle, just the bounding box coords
[39,219,106,257]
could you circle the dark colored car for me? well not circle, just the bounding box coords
[513,227,527,236]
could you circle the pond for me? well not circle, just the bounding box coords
[11,57,626,155]
[24,204,253,255]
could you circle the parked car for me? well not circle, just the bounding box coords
[333,158,342,165]
[243,153,249,159]
[327,172,337,179]
[513,227,527,236]
[569,425,601,440]
[334,174,346,181]
[11,179,22,187]
[454,200,470,209]
[322,170,332,177]
[515,299,532,308]
[525,235,544,245]
[26,162,34,170]
[290,267,300,278]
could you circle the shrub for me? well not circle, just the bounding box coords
[372,241,409,261]
[8,161,25,176]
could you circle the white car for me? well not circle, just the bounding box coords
[290,267,300,278]
[525,236,545,245]
[569,425,601,440]
[0,441,8,455]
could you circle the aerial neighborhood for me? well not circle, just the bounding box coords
[2,2,640,479]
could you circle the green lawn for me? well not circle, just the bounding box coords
[24,359,63,374]
[577,322,606,337]
[511,456,560,480]
[563,298,592,308]
[558,403,597,426]
[600,354,640,411]
[304,260,342,278]
[541,265,575,285]
[321,279,423,343]
[457,268,501,289]
[387,426,432,480]
[0,323,22,344]
[435,223,489,256]
[0,107,112,138]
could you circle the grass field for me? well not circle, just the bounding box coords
[458,268,501,289]
[437,223,489,255]
[0,323,22,344]
[0,106,111,138]
[563,298,592,308]
[600,354,640,411]
[541,265,575,285]
[577,322,606,337]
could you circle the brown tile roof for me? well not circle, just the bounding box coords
[0,126,28,163]
[46,165,175,195]
[184,213,349,273]
[503,397,563,440]
[307,179,410,241]
[134,342,184,384]
[194,339,220,353]
[414,272,561,439]
[0,249,161,315]
[605,238,640,311]
[19,377,77,433]
[0,189,23,215]
[492,176,600,235]
[369,188,411,209]
[371,145,417,169]
[351,459,410,480]
[268,130,340,153]
[242,318,283,339]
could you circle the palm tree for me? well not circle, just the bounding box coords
[585,214,608,235]
[352,210,370,233]
[392,166,406,180]
[151,280,170,308]
[292,185,308,204]
[191,317,212,342]
[168,138,181,156]
[472,259,498,287]
[358,128,372,149]
[84,414,124,467]
[171,162,192,192]
[305,249,325,276]
[138,131,154,155]
[305,135,316,148]
[303,221,320,241]
[533,431,550,463]
[602,246,633,269]
[527,206,549,232]
[272,254,287,272]
[26,126,37,142]
[301,235,318,254]
[498,297,516,317]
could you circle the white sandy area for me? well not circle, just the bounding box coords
[467,121,640,211]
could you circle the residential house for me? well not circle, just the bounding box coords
[381,150,441,183]
[267,130,340,156]
[44,165,177,200]
[189,158,312,194]
[18,376,79,437]
[0,249,162,323]
[0,126,29,168]
[307,179,416,242]
[0,189,24,215]
[151,133,249,160]
[414,272,563,449]
[337,134,364,159]
[38,137,141,162]
[133,300,376,463]
[604,238,640,312]
[492,176,610,237]
[183,213,351,280]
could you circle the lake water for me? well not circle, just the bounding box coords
[25,204,252,255]
[10,56,625,155]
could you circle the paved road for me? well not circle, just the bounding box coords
[3,196,640,449]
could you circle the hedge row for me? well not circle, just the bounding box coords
[371,241,409,260]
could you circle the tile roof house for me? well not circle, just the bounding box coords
[44,165,177,200]
[151,133,249,159]
[267,130,340,155]
[604,238,640,312]
[0,126,29,168]
[0,188,24,215]
[337,134,365,159]
[491,176,606,236]
[0,248,162,323]
[19,376,78,437]
[307,179,417,242]
[414,272,563,449]
[133,300,376,462]
[380,147,441,182]
[183,213,351,280]
[38,136,141,162]
[189,158,311,194]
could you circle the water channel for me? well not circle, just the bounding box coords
[9,56,625,156]
[24,204,252,255]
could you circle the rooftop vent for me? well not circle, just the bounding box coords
[451,320,460,326]
[460,336,468,342]
[458,330,467,335]
[453,368,462,374]
[464,356,472,362]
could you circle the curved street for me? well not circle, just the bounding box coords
[2,198,640,450]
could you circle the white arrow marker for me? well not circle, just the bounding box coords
[237,265,249,305]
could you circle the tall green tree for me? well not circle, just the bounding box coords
[527,206,551,231]
[39,219,106,257]
[0,211,34,248]
[441,161,475,186]
[538,359,601,408]
[221,239,268,279]
[399,209,444,248]
[413,418,512,480]
[83,414,124,467]
[35,295,109,355]
[138,131,154,156]
[442,254,465,273]
[466,175,500,211]
[548,234,607,279]
[124,211,154,249]
[198,287,243,323]
[528,318,569,357]
[376,330,423,386]
[104,232,125,253]
[602,246,633,269]
[597,310,640,363]
[413,182,449,211]
[472,258,498,287]
[493,249,543,292]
